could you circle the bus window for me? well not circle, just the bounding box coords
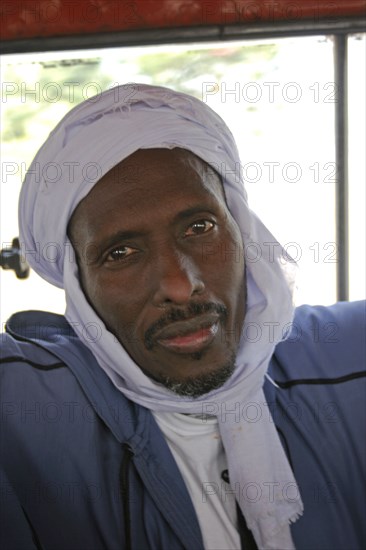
[1,34,365,324]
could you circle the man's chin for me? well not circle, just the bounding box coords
[148,352,237,398]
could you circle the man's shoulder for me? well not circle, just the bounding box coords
[1,309,84,372]
[291,299,365,337]
[270,302,366,550]
[271,300,366,383]
[0,310,91,405]
[2,309,77,341]
[0,309,139,442]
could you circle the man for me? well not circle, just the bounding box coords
[0,84,365,550]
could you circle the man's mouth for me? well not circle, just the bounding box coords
[153,313,220,354]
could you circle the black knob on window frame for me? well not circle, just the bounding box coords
[0,238,30,279]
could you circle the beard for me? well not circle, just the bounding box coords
[147,350,237,398]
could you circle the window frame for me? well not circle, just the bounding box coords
[2,16,366,301]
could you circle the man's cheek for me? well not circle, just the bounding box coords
[109,318,142,348]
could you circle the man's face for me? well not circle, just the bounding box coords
[68,148,246,397]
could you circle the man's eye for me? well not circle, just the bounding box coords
[185,220,215,236]
[106,246,135,262]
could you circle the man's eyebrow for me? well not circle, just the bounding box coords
[173,204,218,223]
[96,230,146,250]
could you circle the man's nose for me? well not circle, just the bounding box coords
[151,248,205,306]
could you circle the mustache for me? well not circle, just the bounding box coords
[144,302,228,350]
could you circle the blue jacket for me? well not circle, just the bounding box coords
[1,301,365,550]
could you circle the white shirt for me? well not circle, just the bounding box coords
[153,411,241,550]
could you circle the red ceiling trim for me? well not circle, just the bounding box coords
[1,1,365,41]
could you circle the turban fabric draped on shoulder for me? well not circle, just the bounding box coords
[19,84,303,549]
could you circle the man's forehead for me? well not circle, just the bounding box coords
[99,147,221,187]
[68,147,226,236]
